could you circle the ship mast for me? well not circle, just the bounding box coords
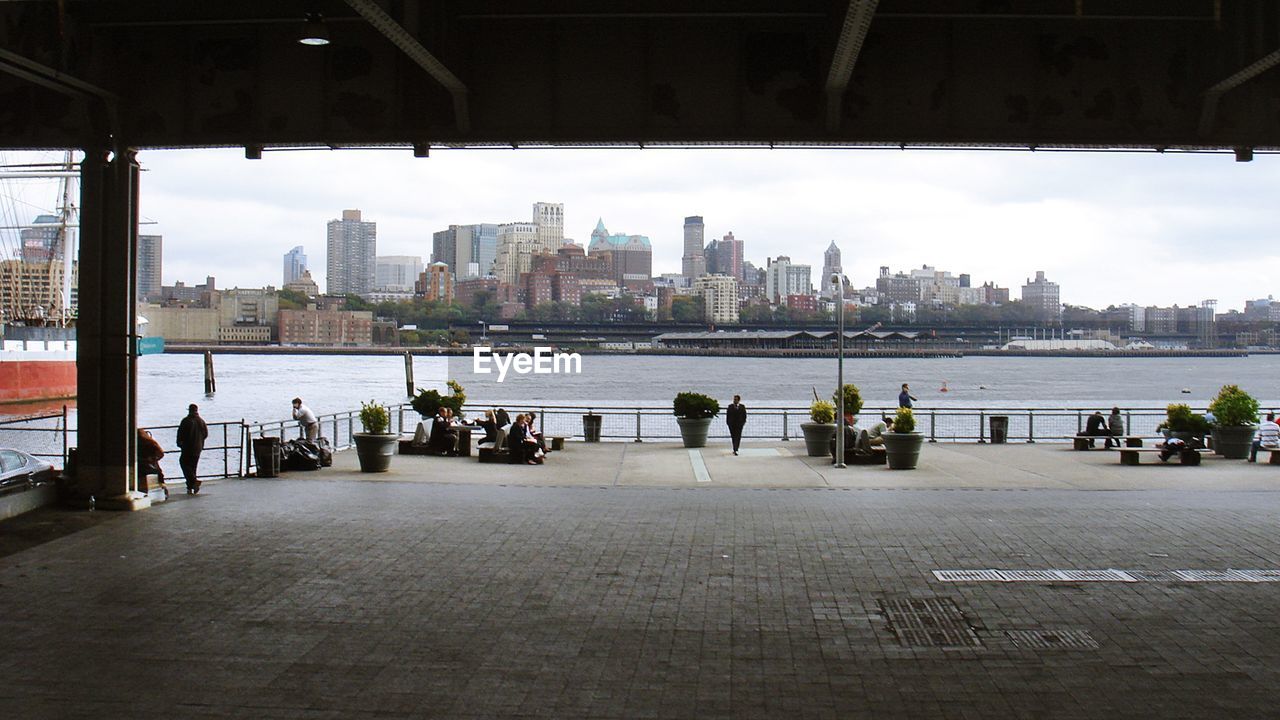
[55,150,75,327]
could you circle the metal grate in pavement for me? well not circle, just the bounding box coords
[878,597,982,648]
[1171,570,1258,582]
[935,568,1280,583]
[1005,629,1099,650]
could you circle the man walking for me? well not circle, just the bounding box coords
[726,394,747,455]
[177,404,208,495]
[292,397,319,442]
[898,383,917,409]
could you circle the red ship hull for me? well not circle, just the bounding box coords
[0,359,76,403]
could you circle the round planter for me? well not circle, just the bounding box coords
[676,417,713,448]
[800,422,837,457]
[353,433,398,473]
[1211,425,1256,459]
[882,432,924,470]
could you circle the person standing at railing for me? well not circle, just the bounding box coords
[177,404,207,495]
[898,383,917,409]
[726,395,747,455]
[292,398,319,442]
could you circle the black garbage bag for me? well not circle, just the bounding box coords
[280,439,322,471]
[315,437,333,467]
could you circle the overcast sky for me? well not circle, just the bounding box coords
[104,146,1280,311]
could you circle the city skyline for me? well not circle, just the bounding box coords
[117,147,1280,310]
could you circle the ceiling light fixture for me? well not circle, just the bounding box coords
[299,13,330,46]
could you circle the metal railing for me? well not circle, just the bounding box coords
[9,403,1279,480]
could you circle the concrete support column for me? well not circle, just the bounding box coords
[75,147,143,510]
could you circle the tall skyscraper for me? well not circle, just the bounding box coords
[764,256,813,305]
[136,234,163,302]
[682,216,705,279]
[821,241,842,298]
[493,222,539,285]
[433,224,499,278]
[326,209,376,296]
[283,245,307,285]
[375,255,424,293]
[1020,270,1061,318]
[532,202,564,252]
[712,232,742,282]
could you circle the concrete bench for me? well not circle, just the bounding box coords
[1258,447,1280,465]
[1065,435,1147,450]
[1114,447,1209,466]
[548,436,566,451]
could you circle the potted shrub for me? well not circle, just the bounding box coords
[833,383,864,420]
[882,407,924,470]
[1157,403,1211,445]
[673,392,719,448]
[354,400,398,472]
[411,379,466,419]
[1207,384,1259,459]
[801,399,836,457]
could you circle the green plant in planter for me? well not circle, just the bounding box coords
[809,399,835,424]
[893,407,916,434]
[673,392,719,418]
[411,379,466,418]
[1158,403,1211,434]
[831,384,864,417]
[1207,384,1259,427]
[359,400,390,435]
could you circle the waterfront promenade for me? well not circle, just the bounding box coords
[3,443,1280,718]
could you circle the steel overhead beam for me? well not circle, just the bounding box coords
[0,47,120,138]
[1198,47,1280,137]
[824,0,879,131]
[343,0,470,133]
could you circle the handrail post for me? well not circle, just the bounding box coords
[539,407,545,437]
[635,408,642,443]
[978,410,986,443]
[347,414,353,447]
[61,404,68,466]
[929,410,937,443]
[223,423,229,476]
[781,411,789,441]
[1027,410,1036,443]
[1076,410,1082,434]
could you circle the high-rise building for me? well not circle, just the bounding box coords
[374,255,424,293]
[493,222,540,285]
[19,214,60,263]
[326,209,377,296]
[764,256,812,305]
[419,262,454,303]
[136,234,163,303]
[1020,270,1061,317]
[821,241,842,298]
[587,219,653,285]
[432,223,499,278]
[682,216,706,279]
[706,231,743,282]
[283,245,307,285]
[533,202,564,252]
[694,274,739,324]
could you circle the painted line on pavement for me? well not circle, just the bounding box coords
[689,449,711,483]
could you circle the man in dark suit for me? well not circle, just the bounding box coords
[176,404,208,495]
[726,395,747,455]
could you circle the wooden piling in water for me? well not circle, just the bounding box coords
[203,351,216,394]
[404,351,414,398]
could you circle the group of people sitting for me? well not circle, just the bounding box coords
[411,407,548,465]
[831,411,894,460]
[1081,407,1126,449]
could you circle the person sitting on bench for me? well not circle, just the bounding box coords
[857,416,892,454]
[1250,413,1280,462]
[1106,407,1124,449]
[1158,436,1187,462]
[1081,411,1109,448]
[428,408,460,456]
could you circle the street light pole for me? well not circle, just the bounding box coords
[833,273,846,468]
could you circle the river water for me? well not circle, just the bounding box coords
[127,353,1280,427]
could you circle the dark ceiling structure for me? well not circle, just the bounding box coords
[1,0,1278,153]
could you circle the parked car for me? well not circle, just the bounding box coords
[0,448,57,492]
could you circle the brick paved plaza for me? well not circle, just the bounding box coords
[2,443,1279,718]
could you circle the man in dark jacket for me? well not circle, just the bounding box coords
[726,395,747,455]
[176,404,208,494]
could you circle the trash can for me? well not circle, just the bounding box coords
[252,436,281,477]
[989,416,1009,444]
[582,414,603,443]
